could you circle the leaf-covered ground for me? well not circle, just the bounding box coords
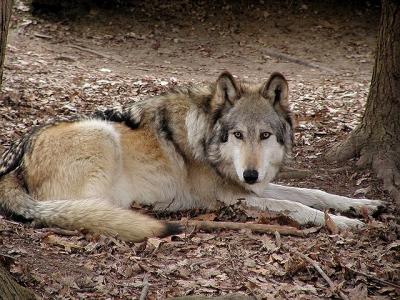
[0,1,399,299]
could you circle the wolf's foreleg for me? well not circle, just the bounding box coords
[263,183,385,215]
[244,196,364,229]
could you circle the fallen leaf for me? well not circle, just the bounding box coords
[44,235,82,252]
[146,237,165,251]
[354,186,371,196]
[324,211,339,234]
[193,213,217,221]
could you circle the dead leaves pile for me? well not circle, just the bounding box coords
[1,216,399,299]
[1,3,399,299]
[1,56,399,298]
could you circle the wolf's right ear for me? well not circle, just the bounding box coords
[261,72,289,115]
[212,72,240,110]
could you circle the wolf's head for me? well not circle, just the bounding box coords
[206,72,293,193]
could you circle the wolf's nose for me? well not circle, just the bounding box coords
[243,170,258,184]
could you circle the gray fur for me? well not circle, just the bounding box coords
[98,75,293,183]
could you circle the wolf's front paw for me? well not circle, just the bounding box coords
[331,215,365,229]
[348,199,386,216]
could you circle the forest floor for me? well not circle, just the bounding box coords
[0,0,399,299]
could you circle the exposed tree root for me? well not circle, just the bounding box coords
[325,128,366,163]
[369,150,400,208]
[327,132,400,208]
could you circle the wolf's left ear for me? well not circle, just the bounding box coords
[261,72,289,114]
[212,71,240,109]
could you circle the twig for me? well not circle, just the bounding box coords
[274,231,282,248]
[37,227,80,236]
[170,220,307,237]
[33,32,52,39]
[344,266,400,289]
[68,44,124,63]
[293,250,349,300]
[1,219,23,226]
[139,274,150,300]
[325,166,352,173]
[264,48,337,73]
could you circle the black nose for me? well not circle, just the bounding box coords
[243,169,258,184]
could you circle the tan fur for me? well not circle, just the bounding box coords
[0,120,176,242]
[0,173,165,241]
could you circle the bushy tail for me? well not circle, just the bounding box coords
[0,173,180,242]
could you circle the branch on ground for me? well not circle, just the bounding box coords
[171,220,309,237]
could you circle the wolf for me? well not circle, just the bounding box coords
[0,72,385,241]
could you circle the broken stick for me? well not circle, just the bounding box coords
[264,48,337,73]
[68,44,124,63]
[293,250,349,300]
[171,220,307,237]
[139,274,150,300]
[344,266,400,289]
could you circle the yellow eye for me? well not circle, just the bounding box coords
[233,131,243,139]
[260,132,271,140]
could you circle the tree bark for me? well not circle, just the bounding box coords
[0,0,13,89]
[326,0,400,207]
[0,265,36,299]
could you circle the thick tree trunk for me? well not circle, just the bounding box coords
[0,265,36,299]
[327,0,400,207]
[0,0,13,89]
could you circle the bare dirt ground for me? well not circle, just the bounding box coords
[0,0,399,299]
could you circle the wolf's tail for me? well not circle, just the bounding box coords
[0,173,180,242]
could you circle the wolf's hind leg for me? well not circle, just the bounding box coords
[244,196,364,229]
[263,183,385,215]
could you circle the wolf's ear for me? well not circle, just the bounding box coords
[212,71,240,109]
[261,72,289,113]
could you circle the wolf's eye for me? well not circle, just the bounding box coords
[233,131,243,140]
[260,132,271,140]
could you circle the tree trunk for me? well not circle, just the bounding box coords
[0,0,13,89]
[0,265,36,299]
[326,0,400,207]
